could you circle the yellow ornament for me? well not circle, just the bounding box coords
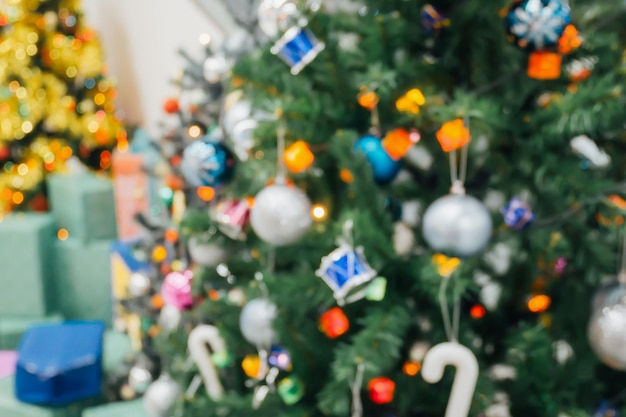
[432,253,460,278]
[396,88,426,115]
[241,354,262,379]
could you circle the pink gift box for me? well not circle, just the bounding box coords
[0,351,17,379]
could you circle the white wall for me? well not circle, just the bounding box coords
[82,0,233,137]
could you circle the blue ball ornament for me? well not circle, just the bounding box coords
[505,0,571,51]
[180,137,236,187]
[354,135,402,186]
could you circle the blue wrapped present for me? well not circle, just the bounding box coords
[270,25,325,75]
[15,321,105,406]
[501,197,535,230]
[316,242,377,305]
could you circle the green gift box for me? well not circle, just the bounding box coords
[102,330,134,375]
[82,399,147,417]
[47,173,117,242]
[0,213,57,318]
[53,239,113,326]
[0,315,63,350]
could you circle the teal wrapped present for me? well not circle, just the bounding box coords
[102,330,133,375]
[47,173,117,242]
[82,399,147,417]
[0,213,57,318]
[0,315,63,351]
[53,239,113,326]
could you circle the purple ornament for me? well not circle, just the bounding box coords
[554,257,567,275]
[594,401,619,417]
[161,270,194,310]
[501,198,534,230]
[268,346,292,371]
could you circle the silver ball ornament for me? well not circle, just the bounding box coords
[159,304,182,333]
[203,54,231,84]
[128,364,153,394]
[422,193,493,258]
[144,374,181,417]
[223,101,252,134]
[393,222,415,256]
[188,237,231,266]
[229,119,258,160]
[128,272,152,297]
[250,184,312,246]
[588,282,626,370]
[257,0,299,38]
[239,298,277,347]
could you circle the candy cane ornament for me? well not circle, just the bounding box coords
[421,342,479,417]
[188,324,227,401]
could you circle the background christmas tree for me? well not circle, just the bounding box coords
[0,0,125,213]
[134,1,626,416]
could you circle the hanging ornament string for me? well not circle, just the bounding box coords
[618,224,626,284]
[276,118,287,184]
[448,115,470,195]
[340,218,355,248]
[438,275,461,343]
[350,363,366,417]
[358,85,381,137]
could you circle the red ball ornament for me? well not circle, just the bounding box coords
[368,377,395,404]
[163,97,180,114]
[319,307,349,339]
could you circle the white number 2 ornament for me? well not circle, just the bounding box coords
[188,325,227,401]
[422,342,479,417]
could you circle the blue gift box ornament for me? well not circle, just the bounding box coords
[316,220,377,305]
[15,321,105,406]
[270,24,325,75]
[501,197,535,230]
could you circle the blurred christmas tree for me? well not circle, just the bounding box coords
[0,0,126,213]
[130,1,626,417]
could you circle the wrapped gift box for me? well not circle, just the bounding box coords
[0,213,57,318]
[0,315,63,350]
[101,330,133,375]
[112,128,163,241]
[15,321,105,406]
[53,239,113,326]
[0,351,17,379]
[47,173,117,242]
[112,151,151,241]
[82,399,147,417]
[0,376,85,417]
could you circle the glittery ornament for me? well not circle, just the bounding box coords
[143,374,181,417]
[319,307,349,338]
[250,183,312,246]
[588,282,626,370]
[422,194,493,258]
[354,135,402,185]
[180,138,236,188]
[501,198,535,230]
[187,237,231,267]
[128,272,152,297]
[257,0,300,38]
[211,199,251,240]
[277,377,305,405]
[161,270,194,311]
[128,364,153,394]
[505,0,571,51]
[239,298,277,347]
[368,377,395,404]
[203,54,231,84]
